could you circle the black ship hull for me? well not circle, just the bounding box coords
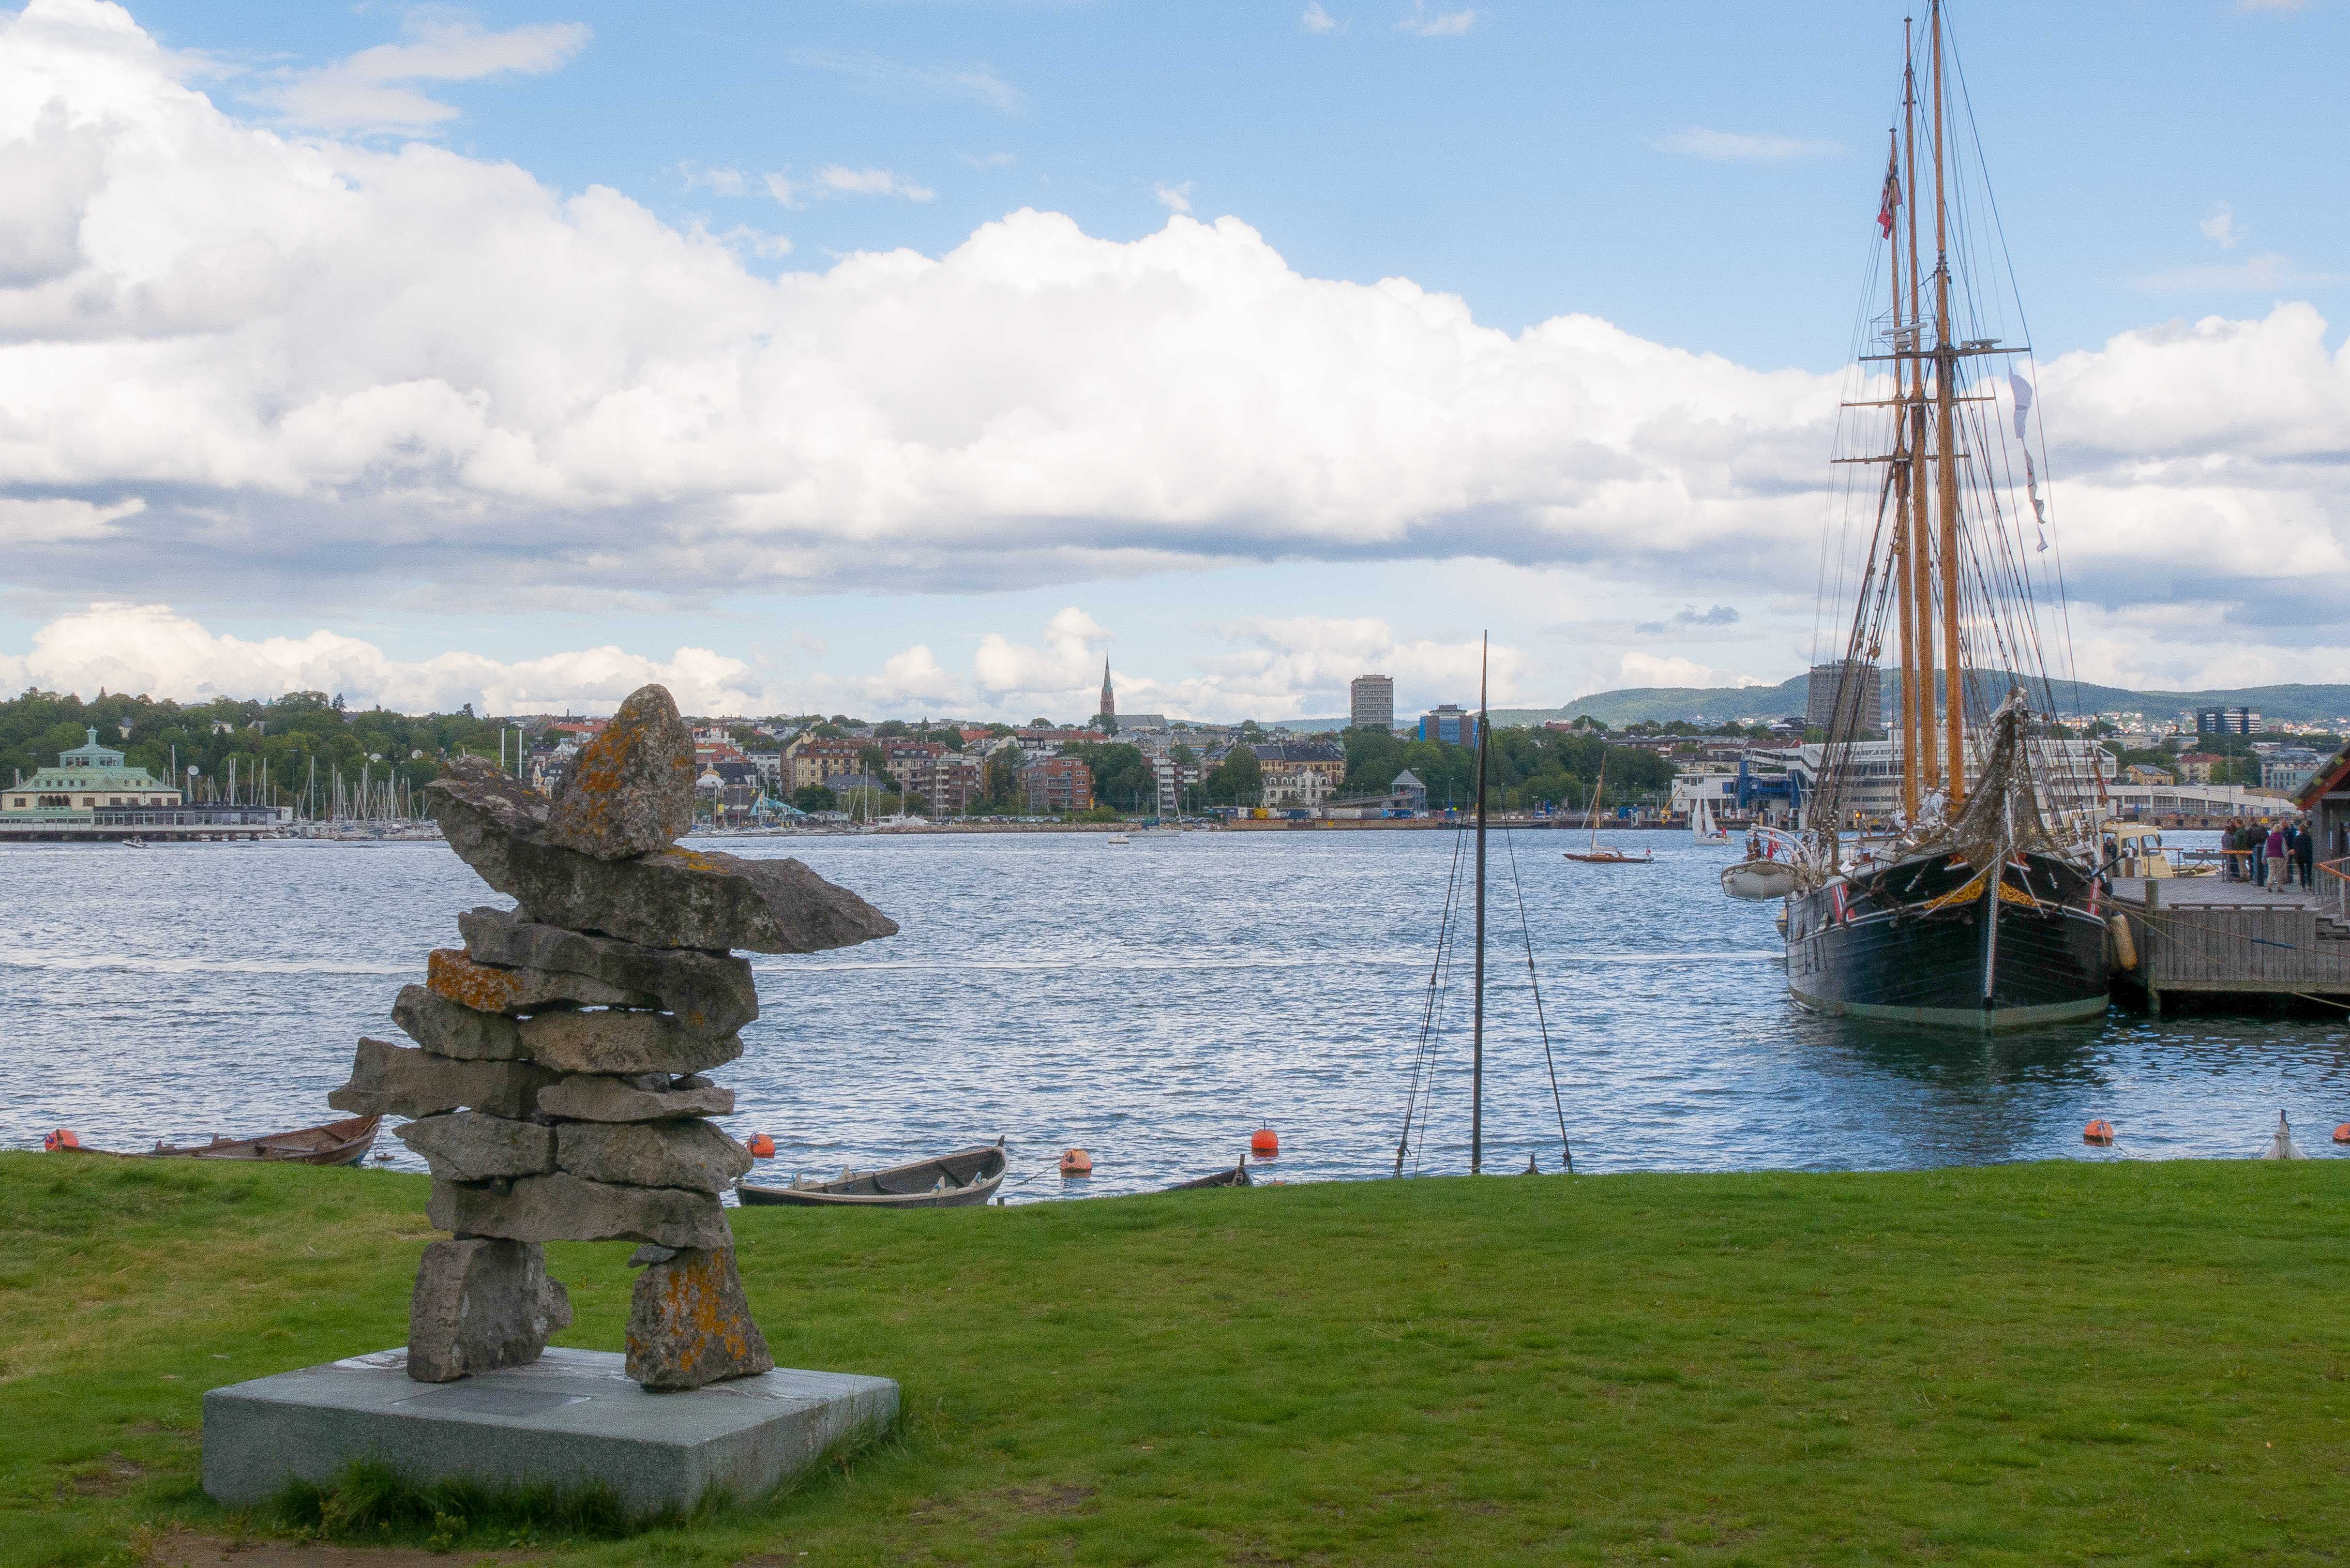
[1786,848,2110,1029]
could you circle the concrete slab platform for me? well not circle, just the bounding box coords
[202,1346,898,1516]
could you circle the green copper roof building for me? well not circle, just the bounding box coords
[4,728,182,816]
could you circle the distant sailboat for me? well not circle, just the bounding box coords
[1689,794,1729,844]
[1562,755,1652,865]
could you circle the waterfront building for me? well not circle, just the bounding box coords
[1350,675,1395,732]
[1418,704,1478,748]
[783,734,865,791]
[914,754,984,815]
[1390,769,1428,813]
[1671,768,1740,818]
[1804,660,1882,734]
[1768,737,2115,826]
[2121,764,2176,786]
[1022,755,1094,814]
[5,728,182,814]
[880,742,947,797]
[2262,748,2323,793]
[1251,740,1348,810]
[2175,752,2224,784]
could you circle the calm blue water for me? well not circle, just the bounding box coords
[4,828,2346,1196]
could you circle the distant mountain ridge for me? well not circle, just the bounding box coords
[1257,677,2350,732]
[1510,676,2350,728]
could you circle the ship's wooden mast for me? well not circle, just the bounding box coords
[1886,125,1921,822]
[1902,21,1938,799]
[1929,0,1966,803]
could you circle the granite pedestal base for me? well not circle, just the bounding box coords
[202,1346,898,1517]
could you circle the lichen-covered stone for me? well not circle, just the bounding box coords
[516,1011,744,1076]
[426,759,897,954]
[624,1248,774,1389]
[328,1038,557,1120]
[427,1172,732,1251]
[543,684,696,860]
[392,984,527,1061]
[396,1111,555,1182]
[406,1238,572,1384]
[425,948,657,1014]
[535,1073,735,1123]
[556,1119,752,1193]
[458,907,757,1038]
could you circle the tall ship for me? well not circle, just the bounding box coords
[1775,1,2111,1028]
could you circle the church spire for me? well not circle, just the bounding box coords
[1099,657,1115,721]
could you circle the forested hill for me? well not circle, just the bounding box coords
[0,689,504,799]
[1493,676,2350,729]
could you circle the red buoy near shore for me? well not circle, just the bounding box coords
[42,1128,79,1152]
[1251,1127,1280,1159]
[1060,1148,1093,1177]
[2083,1119,2115,1146]
[2334,1124,2350,1146]
[745,1133,776,1159]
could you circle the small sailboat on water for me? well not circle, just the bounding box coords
[1561,755,1652,865]
[1689,794,1730,844]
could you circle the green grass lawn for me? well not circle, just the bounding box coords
[4,1151,2348,1567]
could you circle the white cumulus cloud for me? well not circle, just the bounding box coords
[0,0,2348,689]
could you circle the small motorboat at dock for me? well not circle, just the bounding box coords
[1164,1156,1253,1191]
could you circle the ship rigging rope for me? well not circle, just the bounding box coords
[1501,825,1574,1173]
[1394,816,1470,1176]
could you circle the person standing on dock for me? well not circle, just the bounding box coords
[2248,821,2265,887]
[2294,820,2316,890]
[2265,822,2289,891]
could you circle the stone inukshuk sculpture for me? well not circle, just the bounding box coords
[329,684,896,1389]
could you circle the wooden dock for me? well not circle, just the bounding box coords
[2110,868,2350,1012]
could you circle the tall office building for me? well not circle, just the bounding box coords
[1350,674,1395,732]
[2195,706,2260,736]
[1805,660,1882,735]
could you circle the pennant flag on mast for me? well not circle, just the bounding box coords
[2009,372,2034,438]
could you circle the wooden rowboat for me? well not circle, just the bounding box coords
[1561,849,1653,864]
[55,1114,382,1166]
[1164,1156,1253,1191]
[737,1139,1007,1208]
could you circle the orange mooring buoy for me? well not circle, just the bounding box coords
[2334,1124,2350,1146]
[43,1128,80,1151]
[745,1133,777,1159]
[1060,1147,1093,1177]
[1250,1126,1280,1159]
[2083,1119,2115,1146]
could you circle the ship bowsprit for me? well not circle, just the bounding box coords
[1785,848,2111,1029]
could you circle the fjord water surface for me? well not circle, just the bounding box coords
[5,829,2345,1195]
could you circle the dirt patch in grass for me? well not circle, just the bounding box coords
[135,1533,505,1568]
[62,1453,145,1497]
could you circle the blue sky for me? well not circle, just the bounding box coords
[1,0,2346,719]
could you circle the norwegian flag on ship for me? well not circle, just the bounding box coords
[1878,163,1900,238]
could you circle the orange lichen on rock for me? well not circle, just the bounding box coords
[543,684,696,860]
[425,947,654,1015]
[625,1247,774,1388]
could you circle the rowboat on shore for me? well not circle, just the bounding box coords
[1164,1156,1253,1191]
[48,1114,382,1166]
[737,1139,1008,1208]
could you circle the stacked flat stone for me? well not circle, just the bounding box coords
[329,685,897,1390]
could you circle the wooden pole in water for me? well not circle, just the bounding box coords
[1471,632,1490,1177]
